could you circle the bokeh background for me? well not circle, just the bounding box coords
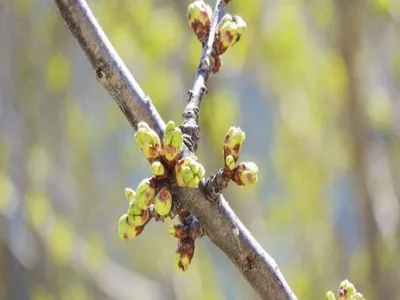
[1,0,400,299]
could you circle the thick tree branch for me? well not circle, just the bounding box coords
[54,0,297,299]
[180,0,226,152]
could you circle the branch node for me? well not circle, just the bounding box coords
[204,168,230,201]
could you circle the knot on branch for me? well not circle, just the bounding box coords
[205,169,230,201]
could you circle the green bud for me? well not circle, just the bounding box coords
[151,161,165,177]
[232,15,246,45]
[223,126,245,162]
[175,156,205,188]
[216,14,239,54]
[174,238,195,272]
[135,122,162,162]
[163,121,183,162]
[128,201,151,226]
[187,0,213,43]
[351,293,364,300]
[118,214,144,241]
[124,188,136,202]
[135,178,156,209]
[232,162,258,186]
[225,155,236,171]
[326,291,336,300]
[154,186,173,216]
[337,280,357,300]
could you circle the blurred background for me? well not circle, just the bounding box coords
[1,0,400,299]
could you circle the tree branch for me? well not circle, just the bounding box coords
[54,0,297,299]
[180,0,226,152]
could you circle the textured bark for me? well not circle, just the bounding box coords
[180,0,226,152]
[54,0,297,299]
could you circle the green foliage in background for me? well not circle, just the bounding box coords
[0,0,399,299]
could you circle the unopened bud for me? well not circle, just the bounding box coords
[174,238,195,271]
[225,155,236,171]
[326,291,336,300]
[124,188,136,202]
[135,178,156,209]
[175,156,205,188]
[337,280,358,300]
[215,14,238,55]
[128,201,151,226]
[232,15,246,45]
[187,0,213,43]
[223,126,246,162]
[118,214,144,241]
[232,162,258,186]
[135,122,162,162]
[154,186,173,216]
[151,161,166,177]
[163,121,183,162]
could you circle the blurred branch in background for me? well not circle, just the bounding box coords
[0,184,164,300]
[335,1,382,299]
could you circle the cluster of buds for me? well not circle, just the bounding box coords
[118,121,206,270]
[169,210,205,271]
[223,126,258,186]
[118,187,151,241]
[326,280,365,300]
[187,0,247,73]
[134,121,205,187]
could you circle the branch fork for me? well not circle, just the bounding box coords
[54,0,297,298]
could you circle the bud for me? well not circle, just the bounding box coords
[225,154,236,171]
[168,224,188,240]
[216,14,239,55]
[128,200,151,226]
[154,186,173,216]
[232,15,246,45]
[223,126,246,162]
[118,214,144,241]
[124,187,136,202]
[163,121,183,162]
[352,293,364,300]
[232,162,258,186]
[151,161,165,177]
[175,156,205,188]
[326,291,336,300]
[135,178,156,209]
[187,0,213,43]
[135,122,162,162]
[337,280,358,300]
[174,238,195,271]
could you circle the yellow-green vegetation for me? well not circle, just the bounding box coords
[2,0,398,298]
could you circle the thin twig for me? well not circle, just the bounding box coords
[180,0,227,153]
[54,0,297,298]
